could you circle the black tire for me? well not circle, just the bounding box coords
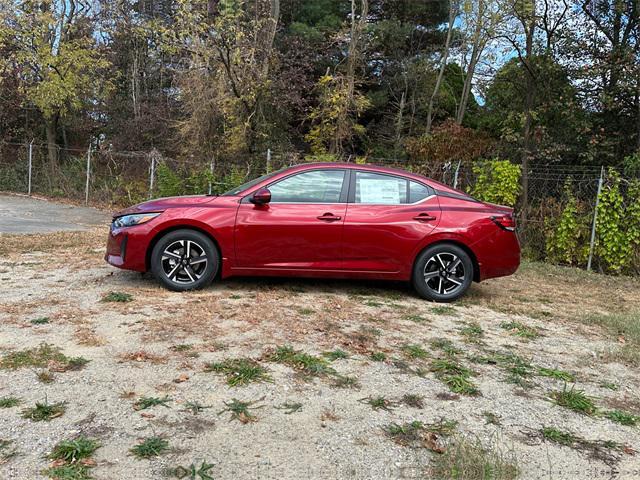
[150,229,219,291]
[412,243,473,302]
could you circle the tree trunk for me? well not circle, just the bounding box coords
[45,115,59,176]
[456,0,485,125]
[520,2,536,241]
[426,1,457,134]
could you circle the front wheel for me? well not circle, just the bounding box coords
[150,229,219,291]
[412,244,474,302]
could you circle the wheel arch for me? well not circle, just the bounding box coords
[145,224,223,273]
[414,238,481,282]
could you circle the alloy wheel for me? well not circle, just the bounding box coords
[423,252,465,296]
[161,239,208,284]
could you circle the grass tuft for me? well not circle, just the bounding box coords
[538,367,575,383]
[22,400,66,422]
[360,396,396,412]
[370,352,387,362]
[43,464,92,480]
[430,434,519,480]
[542,426,576,446]
[101,291,133,303]
[0,397,21,408]
[30,317,50,325]
[431,305,457,316]
[500,321,540,340]
[431,358,479,395]
[218,398,263,423]
[133,396,171,410]
[322,349,349,361]
[400,343,429,359]
[269,345,335,377]
[49,437,99,463]
[459,323,484,343]
[551,385,597,415]
[430,338,462,356]
[205,358,271,386]
[130,437,169,459]
[604,409,638,426]
[0,344,88,371]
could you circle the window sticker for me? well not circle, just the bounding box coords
[359,178,401,204]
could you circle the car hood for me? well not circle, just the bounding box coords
[113,195,218,217]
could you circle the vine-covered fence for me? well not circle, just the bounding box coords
[1,141,638,275]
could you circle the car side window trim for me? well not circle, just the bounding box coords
[347,170,435,205]
[241,168,348,204]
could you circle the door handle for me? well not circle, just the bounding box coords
[413,213,437,222]
[317,213,342,222]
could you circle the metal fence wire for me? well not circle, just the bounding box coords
[1,141,637,273]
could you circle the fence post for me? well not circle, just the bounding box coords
[266,148,271,173]
[148,149,157,199]
[208,157,215,195]
[85,144,91,205]
[453,160,461,190]
[27,140,33,195]
[587,166,605,272]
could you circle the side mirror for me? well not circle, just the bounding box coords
[250,187,271,205]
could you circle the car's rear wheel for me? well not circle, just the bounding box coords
[150,229,219,291]
[412,243,473,302]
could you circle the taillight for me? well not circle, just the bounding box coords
[491,215,516,232]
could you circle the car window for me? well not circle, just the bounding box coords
[354,172,408,204]
[409,180,433,203]
[268,170,346,203]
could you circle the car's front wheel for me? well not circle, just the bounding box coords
[412,243,473,302]
[150,229,219,291]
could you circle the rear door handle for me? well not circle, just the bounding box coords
[317,213,342,222]
[413,213,437,222]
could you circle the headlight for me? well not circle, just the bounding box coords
[112,213,161,229]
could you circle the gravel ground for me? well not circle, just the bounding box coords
[1,227,639,480]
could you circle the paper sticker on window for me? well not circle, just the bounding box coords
[359,178,401,204]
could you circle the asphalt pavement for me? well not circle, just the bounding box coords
[0,194,109,234]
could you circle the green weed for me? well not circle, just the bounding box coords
[102,291,133,302]
[551,385,597,415]
[130,437,169,459]
[133,396,171,410]
[205,358,271,386]
[22,401,66,422]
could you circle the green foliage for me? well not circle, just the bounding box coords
[101,291,133,303]
[595,170,638,273]
[0,397,21,408]
[49,437,99,463]
[130,437,170,459]
[469,160,521,207]
[204,358,272,386]
[22,401,66,421]
[545,182,590,265]
[305,74,371,155]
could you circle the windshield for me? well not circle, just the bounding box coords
[221,169,284,196]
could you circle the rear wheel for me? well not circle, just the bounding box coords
[150,229,219,291]
[412,243,473,302]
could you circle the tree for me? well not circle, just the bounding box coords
[0,1,110,170]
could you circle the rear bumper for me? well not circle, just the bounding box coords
[105,226,149,272]
[473,229,521,281]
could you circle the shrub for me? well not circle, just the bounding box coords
[469,159,521,207]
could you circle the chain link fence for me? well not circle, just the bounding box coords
[1,141,638,274]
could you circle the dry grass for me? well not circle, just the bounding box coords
[118,350,168,364]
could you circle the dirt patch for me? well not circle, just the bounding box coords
[1,229,639,479]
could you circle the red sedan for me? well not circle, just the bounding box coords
[105,163,520,302]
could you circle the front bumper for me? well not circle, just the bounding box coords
[105,226,149,272]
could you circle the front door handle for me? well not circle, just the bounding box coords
[413,213,437,222]
[317,213,342,222]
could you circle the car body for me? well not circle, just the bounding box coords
[105,162,520,301]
